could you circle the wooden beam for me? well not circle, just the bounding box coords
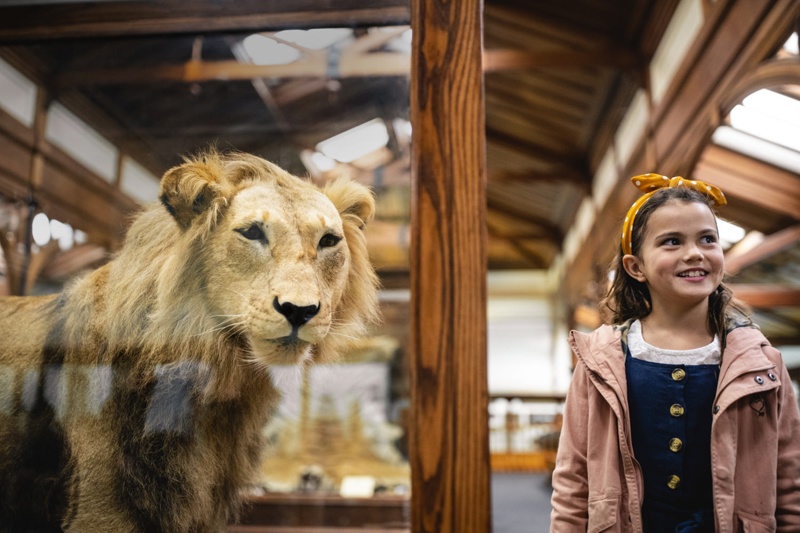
[487,223,558,243]
[0,2,411,42]
[730,283,800,308]
[486,125,578,167]
[483,48,639,72]
[55,52,412,87]
[694,144,800,219]
[726,225,800,276]
[53,45,643,89]
[410,0,490,531]
[487,197,565,242]
[484,3,626,50]
[506,239,550,269]
[488,168,590,190]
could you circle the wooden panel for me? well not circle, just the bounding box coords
[409,0,490,531]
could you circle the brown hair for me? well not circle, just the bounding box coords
[601,186,747,346]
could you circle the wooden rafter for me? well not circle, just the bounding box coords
[725,225,800,276]
[54,53,411,87]
[694,144,800,219]
[0,2,411,42]
[486,197,564,242]
[53,45,653,89]
[486,125,578,167]
[730,284,800,308]
[488,168,590,191]
[483,48,638,72]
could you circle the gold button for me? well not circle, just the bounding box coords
[671,368,686,381]
[667,475,681,489]
[669,438,683,452]
[670,404,685,417]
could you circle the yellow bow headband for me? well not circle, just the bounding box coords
[621,173,726,255]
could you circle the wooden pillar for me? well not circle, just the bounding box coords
[409,0,490,532]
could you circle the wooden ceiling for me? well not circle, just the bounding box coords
[0,0,798,342]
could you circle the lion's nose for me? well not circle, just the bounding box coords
[273,297,320,328]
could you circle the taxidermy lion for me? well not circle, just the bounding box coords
[0,151,380,532]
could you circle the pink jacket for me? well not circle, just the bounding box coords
[550,324,800,532]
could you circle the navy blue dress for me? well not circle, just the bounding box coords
[626,351,718,532]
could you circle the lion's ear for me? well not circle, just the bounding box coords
[159,156,226,230]
[323,178,375,230]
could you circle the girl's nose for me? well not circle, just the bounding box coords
[684,243,703,261]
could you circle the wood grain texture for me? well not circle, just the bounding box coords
[409,0,490,532]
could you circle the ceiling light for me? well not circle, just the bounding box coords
[32,212,50,246]
[273,29,352,50]
[241,34,301,66]
[50,218,74,251]
[316,119,390,163]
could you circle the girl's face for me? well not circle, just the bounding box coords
[622,200,724,313]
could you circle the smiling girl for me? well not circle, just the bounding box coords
[550,175,800,532]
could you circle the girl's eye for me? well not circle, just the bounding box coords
[237,224,266,241]
[319,233,342,249]
[662,238,680,246]
[702,235,718,244]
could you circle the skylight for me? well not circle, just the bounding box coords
[272,28,352,50]
[729,89,800,152]
[316,119,390,163]
[784,32,798,55]
[717,218,746,249]
[241,34,301,66]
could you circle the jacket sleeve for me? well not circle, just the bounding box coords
[550,359,590,532]
[775,356,800,531]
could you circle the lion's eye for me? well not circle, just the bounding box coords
[318,233,342,249]
[237,224,266,242]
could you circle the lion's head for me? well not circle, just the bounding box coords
[100,151,379,373]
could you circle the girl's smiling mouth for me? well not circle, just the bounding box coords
[677,269,707,278]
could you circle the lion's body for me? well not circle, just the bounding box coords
[0,152,379,531]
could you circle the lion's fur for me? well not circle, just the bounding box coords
[0,151,379,531]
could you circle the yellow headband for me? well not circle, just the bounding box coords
[621,173,726,255]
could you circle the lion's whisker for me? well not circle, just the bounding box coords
[191,320,248,337]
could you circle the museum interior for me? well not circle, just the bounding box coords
[0,1,798,532]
